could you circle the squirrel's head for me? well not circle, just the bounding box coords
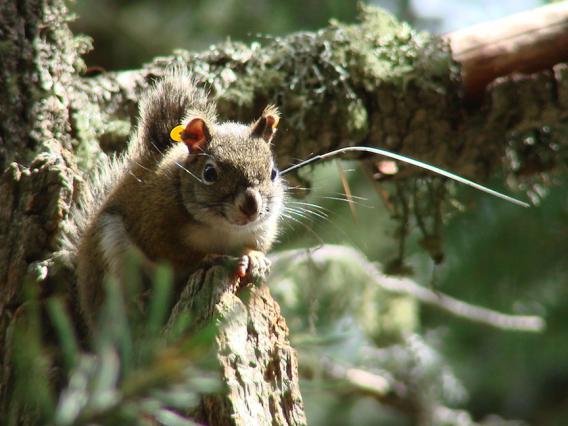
[172,105,284,231]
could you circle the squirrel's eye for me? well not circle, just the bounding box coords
[202,163,218,184]
[270,168,278,181]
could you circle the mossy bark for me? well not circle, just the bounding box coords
[0,0,80,419]
[1,0,567,424]
[67,7,568,181]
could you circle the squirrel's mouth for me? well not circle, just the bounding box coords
[228,211,261,227]
[223,205,270,228]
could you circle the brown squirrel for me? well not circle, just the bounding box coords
[73,70,284,328]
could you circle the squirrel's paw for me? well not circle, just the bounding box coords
[236,250,271,283]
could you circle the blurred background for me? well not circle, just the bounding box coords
[70,0,543,71]
[69,1,567,425]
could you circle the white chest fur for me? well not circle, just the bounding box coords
[182,216,276,256]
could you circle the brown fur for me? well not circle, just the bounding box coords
[75,70,284,329]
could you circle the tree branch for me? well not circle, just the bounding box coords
[447,2,568,99]
[271,246,545,333]
[67,5,568,188]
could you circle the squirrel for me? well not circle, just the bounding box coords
[72,70,285,329]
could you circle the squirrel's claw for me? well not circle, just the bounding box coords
[201,252,270,284]
[236,250,271,284]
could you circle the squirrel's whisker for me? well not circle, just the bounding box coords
[128,171,143,183]
[286,200,330,213]
[318,195,374,209]
[283,208,313,222]
[285,206,329,221]
[133,160,153,173]
[280,213,325,246]
[174,161,203,183]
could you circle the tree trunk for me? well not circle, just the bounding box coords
[0,0,79,417]
[1,0,567,424]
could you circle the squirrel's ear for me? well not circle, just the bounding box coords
[251,105,280,143]
[181,117,210,152]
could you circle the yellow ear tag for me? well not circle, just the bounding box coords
[170,125,185,142]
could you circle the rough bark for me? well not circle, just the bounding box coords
[0,0,80,416]
[167,264,306,425]
[1,0,567,424]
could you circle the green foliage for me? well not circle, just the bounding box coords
[8,260,219,426]
[47,298,80,373]
[8,295,55,424]
[270,248,418,345]
[426,176,568,422]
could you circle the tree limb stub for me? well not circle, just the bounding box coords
[167,263,307,426]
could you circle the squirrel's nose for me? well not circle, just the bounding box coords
[237,188,262,218]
